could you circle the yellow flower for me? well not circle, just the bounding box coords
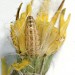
[11,0,71,56]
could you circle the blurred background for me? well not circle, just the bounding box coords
[0,0,75,75]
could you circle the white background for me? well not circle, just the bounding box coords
[0,0,75,75]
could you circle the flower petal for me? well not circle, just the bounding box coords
[36,0,50,22]
[10,1,33,54]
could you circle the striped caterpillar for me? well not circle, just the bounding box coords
[25,16,40,55]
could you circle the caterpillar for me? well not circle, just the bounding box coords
[25,16,40,55]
